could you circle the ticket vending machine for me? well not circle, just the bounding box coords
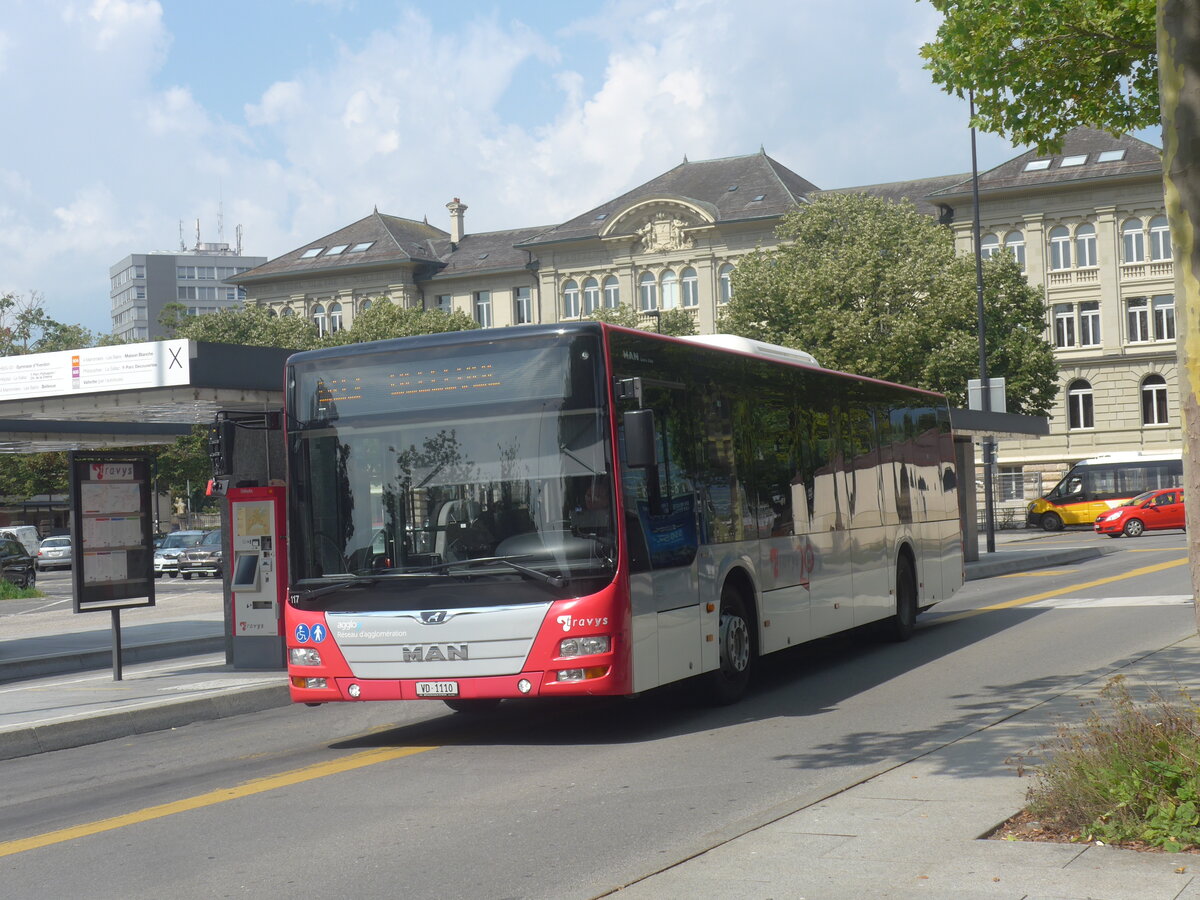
[228,485,287,669]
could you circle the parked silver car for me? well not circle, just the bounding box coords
[36,535,72,572]
[153,530,207,578]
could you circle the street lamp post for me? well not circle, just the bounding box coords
[970,90,997,554]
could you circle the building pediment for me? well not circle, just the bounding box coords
[600,197,717,253]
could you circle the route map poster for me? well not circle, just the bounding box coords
[69,452,155,612]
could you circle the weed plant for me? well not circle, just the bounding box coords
[1027,675,1200,852]
[0,578,40,600]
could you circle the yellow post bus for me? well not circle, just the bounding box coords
[1026,451,1183,531]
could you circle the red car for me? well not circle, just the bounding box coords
[1093,488,1186,537]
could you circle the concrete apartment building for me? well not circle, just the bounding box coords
[233,129,1177,492]
[110,242,267,342]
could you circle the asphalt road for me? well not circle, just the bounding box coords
[0,531,1194,899]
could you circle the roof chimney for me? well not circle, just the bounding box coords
[446,197,467,245]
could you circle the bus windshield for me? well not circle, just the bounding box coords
[287,333,615,606]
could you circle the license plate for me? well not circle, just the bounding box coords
[415,681,459,697]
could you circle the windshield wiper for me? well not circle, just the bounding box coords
[290,575,381,601]
[417,556,567,588]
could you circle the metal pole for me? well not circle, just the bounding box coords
[111,608,123,681]
[970,90,996,553]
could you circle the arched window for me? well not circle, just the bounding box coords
[681,267,699,308]
[582,277,600,314]
[1048,226,1072,270]
[1067,379,1094,430]
[638,272,658,311]
[562,280,580,318]
[312,303,326,336]
[1150,216,1172,261]
[603,275,620,308]
[1004,231,1026,271]
[1075,223,1097,267]
[660,270,679,310]
[360,298,372,314]
[329,302,343,334]
[1123,218,1145,263]
[266,308,277,318]
[1142,374,1169,425]
[280,307,295,318]
[718,264,734,304]
[979,233,999,260]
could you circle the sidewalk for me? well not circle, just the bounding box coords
[6,532,1193,899]
[615,635,1200,900]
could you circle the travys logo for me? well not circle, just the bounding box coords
[557,614,610,632]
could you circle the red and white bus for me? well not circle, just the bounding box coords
[284,323,963,709]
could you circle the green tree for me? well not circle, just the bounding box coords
[585,302,697,336]
[920,0,1158,151]
[720,192,1057,414]
[165,303,319,349]
[328,299,479,344]
[0,291,94,355]
[0,452,69,500]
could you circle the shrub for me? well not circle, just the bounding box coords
[1027,675,1200,852]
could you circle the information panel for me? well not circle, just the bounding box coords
[69,452,155,612]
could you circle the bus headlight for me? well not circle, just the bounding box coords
[290,647,322,666]
[556,666,607,682]
[559,635,610,657]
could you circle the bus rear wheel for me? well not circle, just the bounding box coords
[705,584,753,705]
[883,554,918,642]
[1041,512,1063,531]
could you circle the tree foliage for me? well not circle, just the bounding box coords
[163,302,321,349]
[719,192,1058,414]
[920,0,1158,150]
[324,301,479,344]
[585,302,697,336]
[0,291,96,355]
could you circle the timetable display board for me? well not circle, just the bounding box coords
[69,452,155,612]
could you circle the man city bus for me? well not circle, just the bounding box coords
[284,323,962,710]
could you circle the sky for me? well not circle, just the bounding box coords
[0,0,1164,334]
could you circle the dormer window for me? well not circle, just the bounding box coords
[326,245,348,255]
[348,242,374,253]
[300,247,323,258]
[1023,159,1051,171]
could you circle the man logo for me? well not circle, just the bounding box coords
[421,610,450,625]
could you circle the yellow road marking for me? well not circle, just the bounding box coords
[940,556,1190,623]
[0,745,434,858]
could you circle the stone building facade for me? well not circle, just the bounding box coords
[928,128,1178,499]
[234,132,1177,495]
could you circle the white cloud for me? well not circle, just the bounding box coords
[0,0,1056,332]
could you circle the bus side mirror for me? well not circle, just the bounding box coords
[624,409,658,468]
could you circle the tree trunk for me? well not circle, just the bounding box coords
[1159,0,1200,631]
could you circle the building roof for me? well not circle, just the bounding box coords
[235,211,449,283]
[516,151,819,247]
[821,173,971,220]
[426,226,548,279]
[927,127,1162,200]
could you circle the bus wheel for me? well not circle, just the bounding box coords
[705,584,753,705]
[443,698,502,713]
[1123,518,1145,537]
[884,555,918,642]
[1041,512,1063,532]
